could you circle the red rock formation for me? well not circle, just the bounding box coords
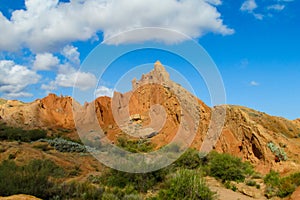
[1,61,300,174]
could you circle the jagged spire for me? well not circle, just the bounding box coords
[132,61,170,90]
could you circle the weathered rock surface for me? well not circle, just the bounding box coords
[290,186,300,200]
[1,61,300,174]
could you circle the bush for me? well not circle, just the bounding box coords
[264,170,300,198]
[99,168,167,193]
[267,142,288,161]
[207,151,253,182]
[117,136,154,153]
[157,169,216,200]
[42,138,87,153]
[174,148,203,169]
[0,159,64,198]
[264,170,280,187]
[51,182,104,200]
[246,180,257,187]
[0,123,47,142]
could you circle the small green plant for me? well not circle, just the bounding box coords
[41,138,88,153]
[264,170,280,187]
[263,170,300,198]
[51,181,104,200]
[267,142,288,161]
[246,180,257,187]
[157,169,216,200]
[224,181,237,191]
[117,136,154,153]
[8,154,16,160]
[231,184,237,192]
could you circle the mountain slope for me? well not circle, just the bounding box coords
[0,61,300,174]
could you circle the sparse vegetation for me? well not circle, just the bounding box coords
[0,123,47,142]
[98,168,167,193]
[117,136,155,153]
[173,148,203,169]
[264,170,300,198]
[157,169,216,200]
[50,182,104,200]
[267,142,288,161]
[246,180,257,187]
[207,151,253,182]
[41,138,88,153]
[0,159,64,199]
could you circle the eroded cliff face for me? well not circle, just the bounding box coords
[1,61,300,174]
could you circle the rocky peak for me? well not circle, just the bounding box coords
[132,61,170,90]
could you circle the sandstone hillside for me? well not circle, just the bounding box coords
[0,61,300,174]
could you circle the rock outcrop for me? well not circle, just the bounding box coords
[1,61,300,174]
[290,186,300,200]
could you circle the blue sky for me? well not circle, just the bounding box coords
[0,0,299,120]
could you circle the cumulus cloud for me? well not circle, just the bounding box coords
[0,0,233,52]
[253,13,264,20]
[33,53,59,71]
[240,0,257,12]
[95,86,114,97]
[250,81,260,86]
[61,45,80,65]
[240,0,264,20]
[267,4,285,11]
[42,64,97,91]
[0,60,40,98]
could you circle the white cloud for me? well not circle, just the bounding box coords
[250,81,260,86]
[253,13,264,20]
[41,81,57,91]
[5,92,33,98]
[0,60,40,98]
[61,45,80,65]
[0,0,233,52]
[240,0,264,20]
[33,53,59,71]
[240,0,257,12]
[42,64,97,91]
[95,86,114,97]
[205,0,222,5]
[267,4,285,11]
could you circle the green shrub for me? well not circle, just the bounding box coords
[224,181,237,191]
[0,159,64,198]
[51,182,104,200]
[102,193,119,200]
[207,151,253,182]
[42,138,88,153]
[174,148,203,169]
[0,124,47,142]
[99,168,166,193]
[263,171,300,198]
[231,184,237,192]
[246,180,257,187]
[267,142,288,161]
[157,169,216,200]
[117,136,154,153]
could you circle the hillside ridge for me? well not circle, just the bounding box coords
[0,61,300,174]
